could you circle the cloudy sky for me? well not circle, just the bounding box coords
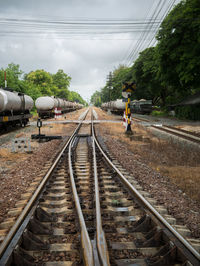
[0,0,180,102]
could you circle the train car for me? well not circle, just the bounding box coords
[35,96,83,118]
[0,87,34,127]
[101,99,152,115]
[131,99,152,114]
[101,99,125,114]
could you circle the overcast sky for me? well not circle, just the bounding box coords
[0,0,180,102]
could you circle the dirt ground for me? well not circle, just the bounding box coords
[94,107,200,237]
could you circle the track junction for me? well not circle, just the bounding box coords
[0,108,199,265]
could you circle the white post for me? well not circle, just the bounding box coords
[4,71,7,87]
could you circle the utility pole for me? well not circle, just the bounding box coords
[107,72,113,102]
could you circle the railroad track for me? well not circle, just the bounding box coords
[0,108,199,265]
[151,125,200,145]
[132,117,200,145]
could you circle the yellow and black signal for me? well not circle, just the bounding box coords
[122,82,136,93]
[122,81,136,133]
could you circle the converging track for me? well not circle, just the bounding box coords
[0,108,199,265]
[132,117,200,146]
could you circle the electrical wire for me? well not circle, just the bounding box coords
[124,0,177,66]
[124,0,164,66]
[0,16,163,39]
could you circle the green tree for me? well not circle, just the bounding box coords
[52,69,71,98]
[90,90,102,106]
[131,47,163,104]
[156,0,200,103]
[94,65,132,104]
[25,69,53,95]
[69,91,86,105]
[0,64,75,104]
[24,82,42,101]
[0,63,25,92]
[111,65,132,100]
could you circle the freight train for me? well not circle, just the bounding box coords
[131,99,152,114]
[101,99,125,114]
[35,96,83,118]
[0,87,34,128]
[0,87,84,129]
[101,99,152,114]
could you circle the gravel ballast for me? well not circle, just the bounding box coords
[94,107,200,238]
[0,108,86,224]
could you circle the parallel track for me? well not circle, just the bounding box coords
[132,117,200,145]
[0,108,199,265]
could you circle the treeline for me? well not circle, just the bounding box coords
[91,0,200,120]
[0,63,86,105]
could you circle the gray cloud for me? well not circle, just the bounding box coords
[0,0,181,101]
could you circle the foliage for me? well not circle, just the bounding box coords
[111,65,132,100]
[91,0,200,120]
[25,69,54,96]
[0,63,85,105]
[90,90,102,106]
[175,105,200,120]
[156,0,200,103]
[130,47,162,104]
[24,82,42,101]
[91,65,132,106]
[0,63,25,92]
[151,110,168,117]
[52,69,71,98]
[68,91,87,105]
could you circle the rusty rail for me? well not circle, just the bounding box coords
[92,119,110,266]
[93,126,200,264]
[0,108,89,262]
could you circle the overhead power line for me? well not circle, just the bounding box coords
[0,16,163,39]
[125,0,165,66]
[123,0,177,66]
[121,0,159,65]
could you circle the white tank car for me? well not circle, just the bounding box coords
[52,97,59,108]
[113,99,125,110]
[64,100,71,109]
[0,88,34,112]
[35,96,55,111]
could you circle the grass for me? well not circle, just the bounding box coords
[112,199,121,206]
[97,122,200,202]
[151,110,168,117]
[147,138,200,201]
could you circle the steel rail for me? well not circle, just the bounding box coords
[91,117,110,265]
[0,108,89,261]
[68,111,94,266]
[93,133,200,263]
[133,116,200,145]
[165,125,200,138]
[151,125,200,144]
[162,125,200,142]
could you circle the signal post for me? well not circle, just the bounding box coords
[122,82,136,134]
